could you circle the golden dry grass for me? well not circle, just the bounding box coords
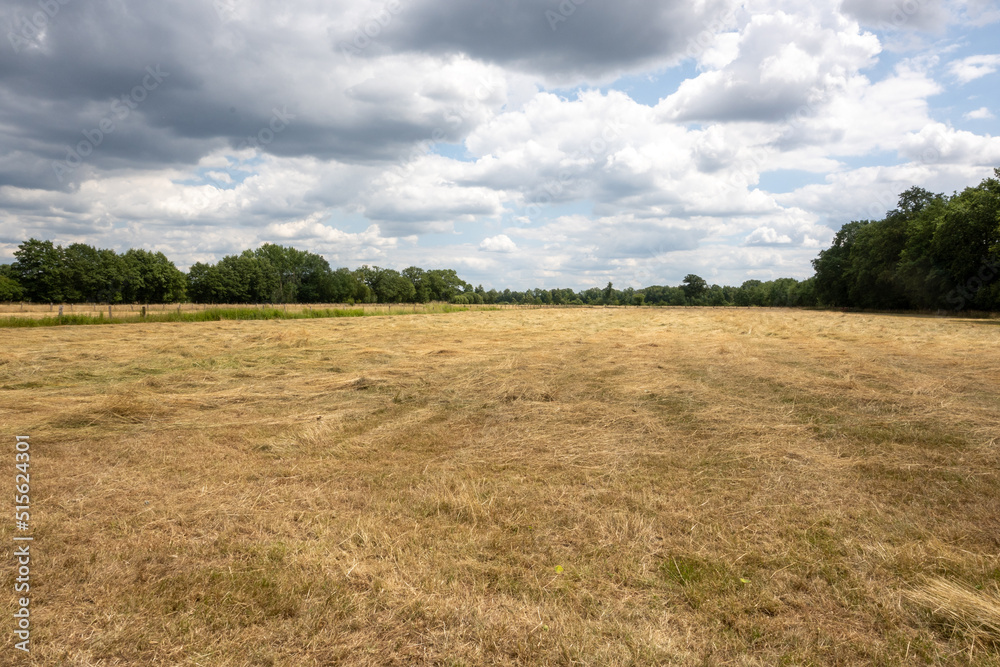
[908,579,1000,644]
[2,307,999,665]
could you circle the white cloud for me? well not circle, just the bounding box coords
[964,106,995,119]
[744,227,793,245]
[657,3,881,123]
[957,0,1000,25]
[948,54,1000,83]
[479,234,517,253]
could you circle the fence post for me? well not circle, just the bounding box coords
[109,305,113,319]
[58,304,63,317]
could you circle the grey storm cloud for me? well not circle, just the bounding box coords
[0,0,732,194]
[0,0,503,190]
[349,0,734,81]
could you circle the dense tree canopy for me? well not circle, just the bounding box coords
[7,240,186,304]
[813,170,1000,311]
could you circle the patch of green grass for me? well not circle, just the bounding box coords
[660,554,727,588]
[0,304,492,328]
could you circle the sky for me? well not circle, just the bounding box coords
[0,0,998,290]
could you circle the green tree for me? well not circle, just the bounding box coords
[122,249,186,303]
[681,274,707,303]
[356,266,416,303]
[602,281,614,304]
[402,267,430,302]
[706,284,727,306]
[11,239,65,302]
[811,220,869,307]
[187,262,225,303]
[424,269,471,302]
[329,267,371,303]
[895,194,950,309]
[0,265,23,301]
[931,174,1000,310]
[62,243,103,302]
[844,200,917,309]
[254,244,303,303]
[735,279,763,306]
[293,252,337,303]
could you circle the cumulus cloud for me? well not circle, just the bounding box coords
[479,234,517,253]
[658,3,881,123]
[744,226,793,245]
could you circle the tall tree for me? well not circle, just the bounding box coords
[681,274,707,303]
[0,265,23,301]
[122,249,186,303]
[11,239,65,303]
[811,220,869,307]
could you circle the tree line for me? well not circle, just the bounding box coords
[0,241,476,305]
[811,170,1000,311]
[0,238,817,308]
[1,169,996,310]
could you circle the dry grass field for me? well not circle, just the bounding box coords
[3,307,1000,665]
